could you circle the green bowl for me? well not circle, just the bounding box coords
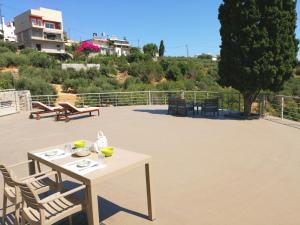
[101,147,114,157]
[74,140,86,149]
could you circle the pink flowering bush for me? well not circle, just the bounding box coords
[77,42,100,54]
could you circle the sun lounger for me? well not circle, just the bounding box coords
[57,102,100,122]
[30,101,62,120]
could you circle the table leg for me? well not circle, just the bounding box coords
[145,163,155,221]
[27,155,36,175]
[86,184,100,225]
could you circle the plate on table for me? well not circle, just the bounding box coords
[76,160,92,168]
[45,150,58,157]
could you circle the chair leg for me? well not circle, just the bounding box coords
[15,203,21,225]
[55,172,63,192]
[2,194,7,225]
[21,215,26,225]
[69,216,73,225]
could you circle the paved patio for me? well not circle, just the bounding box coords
[0,105,300,225]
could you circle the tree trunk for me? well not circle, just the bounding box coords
[243,95,254,117]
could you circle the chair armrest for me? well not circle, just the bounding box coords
[28,171,58,183]
[7,160,33,169]
[20,169,53,181]
[39,185,86,204]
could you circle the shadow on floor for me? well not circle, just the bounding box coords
[0,181,148,225]
[57,114,98,122]
[264,117,300,130]
[30,114,57,120]
[133,108,246,121]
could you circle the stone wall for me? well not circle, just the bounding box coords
[61,63,100,71]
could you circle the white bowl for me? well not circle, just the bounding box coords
[75,150,91,157]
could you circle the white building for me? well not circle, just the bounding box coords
[84,35,130,57]
[0,17,17,42]
[14,7,65,54]
[109,36,130,56]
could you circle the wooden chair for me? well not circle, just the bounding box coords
[30,101,63,120]
[201,98,219,116]
[168,97,195,116]
[57,102,100,122]
[17,175,86,225]
[177,99,195,116]
[0,161,61,225]
[168,97,178,115]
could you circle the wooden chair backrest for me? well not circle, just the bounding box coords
[177,98,187,106]
[204,98,219,107]
[32,101,53,111]
[0,165,15,188]
[17,181,40,210]
[59,102,80,113]
[168,97,179,105]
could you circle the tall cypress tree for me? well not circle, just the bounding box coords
[159,40,165,57]
[219,0,298,116]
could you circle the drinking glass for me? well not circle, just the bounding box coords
[64,144,72,154]
[97,151,105,164]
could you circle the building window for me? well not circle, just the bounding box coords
[31,18,36,25]
[56,23,61,30]
[45,22,55,29]
[37,19,42,26]
[36,44,41,51]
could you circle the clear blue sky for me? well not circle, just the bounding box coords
[1,0,300,56]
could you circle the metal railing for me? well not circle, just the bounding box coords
[30,90,300,122]
[31,91,224,108]
[262,94,300,122]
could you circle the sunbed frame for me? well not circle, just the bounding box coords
[56,102,100,122]
[30,101,62,120]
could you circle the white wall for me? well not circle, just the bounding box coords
[62,64,100,71]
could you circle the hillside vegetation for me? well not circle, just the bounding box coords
[0,41,299,97]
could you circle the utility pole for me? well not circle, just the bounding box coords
[68,28,71,40]
[185,44,189,58]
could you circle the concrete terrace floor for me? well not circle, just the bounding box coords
[0,105,300,225]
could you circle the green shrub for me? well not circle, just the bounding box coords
[20,48,37,55]
[15,77,56,95]
[28,51,52,68]
[184,80,196,90]
[100,65,117,76]
[166,64,182,81]
[127,48,145,63]
[1,52,28,67]
[0,55,7,67]
[0,47,11,54]
[0,73,14,89]
[0,41,17,52]
[19,66,52,82]
[156,80,185,91]
[77,85,103,94]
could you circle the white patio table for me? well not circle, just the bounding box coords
[27,141,155,225]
